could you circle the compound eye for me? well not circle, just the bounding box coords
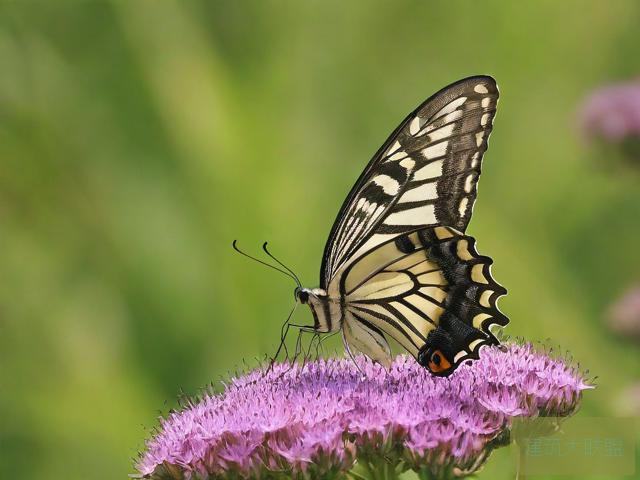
[427,349,452,374]
[297,289,309,304]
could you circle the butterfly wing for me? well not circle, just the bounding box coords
[341,227,507,373]
[321,76,499,288]
[342,314,392,368]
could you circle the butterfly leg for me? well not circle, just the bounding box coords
[267,303,298,372]
[311,332,323,361]
[318,329,339,354]
[300,332,320,371]
[270,326,308,381]
[417,311,486,376]
[341,327,367,376]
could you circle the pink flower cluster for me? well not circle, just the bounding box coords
[578,80,640,142]
[607,285,640,340]
[137,343,591,479]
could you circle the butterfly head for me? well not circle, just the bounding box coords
[294,287,327,305]
[294,287,310,304]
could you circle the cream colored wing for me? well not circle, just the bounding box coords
[339,226,508,371]
[320,76,499,287]
[342,312,392,368]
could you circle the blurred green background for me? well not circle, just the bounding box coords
[1,1,639,479]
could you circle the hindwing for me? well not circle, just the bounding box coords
[339,227,507,370]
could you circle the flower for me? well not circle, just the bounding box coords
[606,284,640,340]
[578,80,640,142]
[136,342,592,480]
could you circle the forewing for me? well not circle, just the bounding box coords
[341,227,508,370]
[321,76,499,287]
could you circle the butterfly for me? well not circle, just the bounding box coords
[239,76,508,377]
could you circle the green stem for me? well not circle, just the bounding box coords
[353,456,401,480]
[515,443,526,480]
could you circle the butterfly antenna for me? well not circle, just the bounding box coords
[232,240,298,284]
[262,242,302,288]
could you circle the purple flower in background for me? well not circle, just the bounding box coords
[607,284,640,340]
[578,79,640,142]
[136,343,592,480]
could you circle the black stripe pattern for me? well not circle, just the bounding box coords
[343,226,507,371]
[299,76,508,376]
[321,76,499,286]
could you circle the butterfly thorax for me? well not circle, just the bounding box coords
[295,287,343,333]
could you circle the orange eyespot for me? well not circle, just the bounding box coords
[427,350,452,373]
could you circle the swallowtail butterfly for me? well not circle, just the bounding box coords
[245,76,508,377]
